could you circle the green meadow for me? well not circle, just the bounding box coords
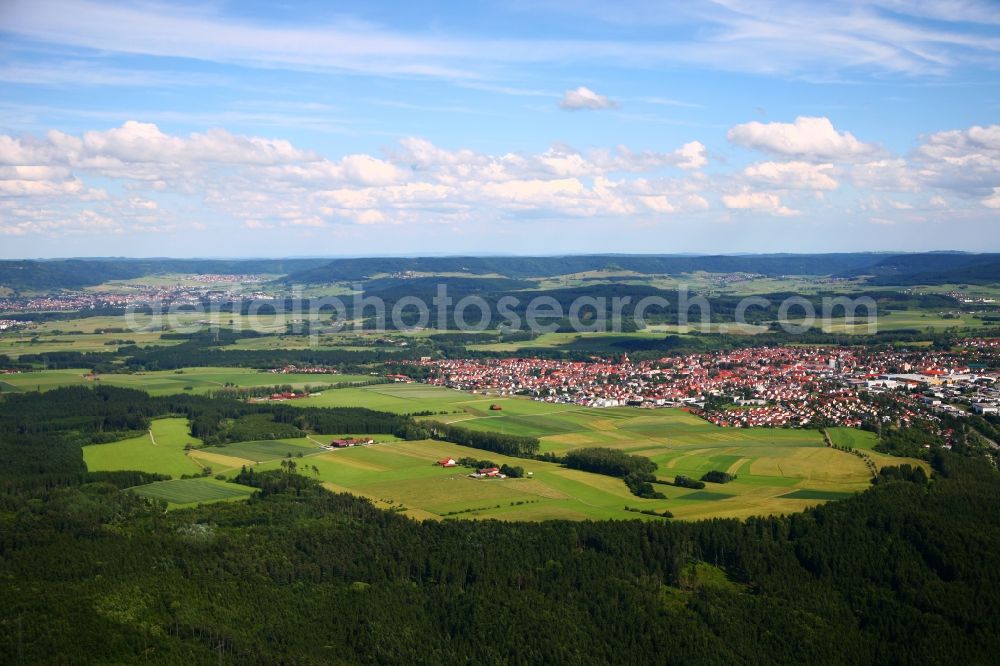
[84,417,205,478]
[0,367,373,395]
[0,330,178,358]
[293,383,473,414]
[73,377,925,521]
[131,478,257,508]
[826,426,932,472]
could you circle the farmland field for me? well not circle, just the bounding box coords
[0,367,374,395]
[84,417,205,477]
[293,383,473,413]
[295,392,925,520]
[71,373,927,520]
[0,330,178,358]
[827,427,878,450]
[826,426,932,472]
[213,439,319,462]
[781,489,854,500]
[241,431,885,521]
[131,478,256,507]
[249,390,927,520]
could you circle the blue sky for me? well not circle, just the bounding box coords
[0,0,998,258]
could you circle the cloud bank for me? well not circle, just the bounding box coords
[0,117,996,239]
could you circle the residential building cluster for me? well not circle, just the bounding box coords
[0,294,106,312]
[946,291,996,304]
[0,276,273,313]
[396,344,1000,428]
[187,274,268,284]
[267,365,342,375]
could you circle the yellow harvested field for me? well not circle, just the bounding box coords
[188,450,256,471]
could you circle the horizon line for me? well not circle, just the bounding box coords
[0,250,987,262]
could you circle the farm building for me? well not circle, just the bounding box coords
[269,391,307,401]
[470,467,505,479]
[438,458,457,467]
[330,437,375,448]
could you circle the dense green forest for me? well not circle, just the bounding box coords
[1,385,999,663]
[848,253,1000,285]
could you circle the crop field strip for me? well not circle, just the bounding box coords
[131,478,256,506]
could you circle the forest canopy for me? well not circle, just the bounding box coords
[0,386,999,663]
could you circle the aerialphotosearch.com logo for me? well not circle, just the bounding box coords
[125,284,878,343]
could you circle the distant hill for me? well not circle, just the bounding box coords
[5,253,999,292]
[284,253,890,283]
[839,253,1000,285]
[0,260,139,291]
[0,258,330,291]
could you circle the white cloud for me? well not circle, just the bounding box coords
[536,145,594,177]
[983,187,1000,209]
[391,137,704,184]
[722,188,799,216]
[337,154,407,186]
[78,122,315,166]
[74,210,118,231]
[728,116,875,160]
[127,197,158,210]
[567,141,707,174]
[0,135,57,165]
[0,177,84,196]
[850,158,918,191]
[639,195,675,213]
[673,142,708,170]
[742,161,838,190]
[0,165,72,181]
[394,137,490,172]
[353,209,388,225]
[480,178,587,206]
[559,86,618,111]
[685,194,710,210]
[914,124,1000,196]
[844,123,1000,202]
